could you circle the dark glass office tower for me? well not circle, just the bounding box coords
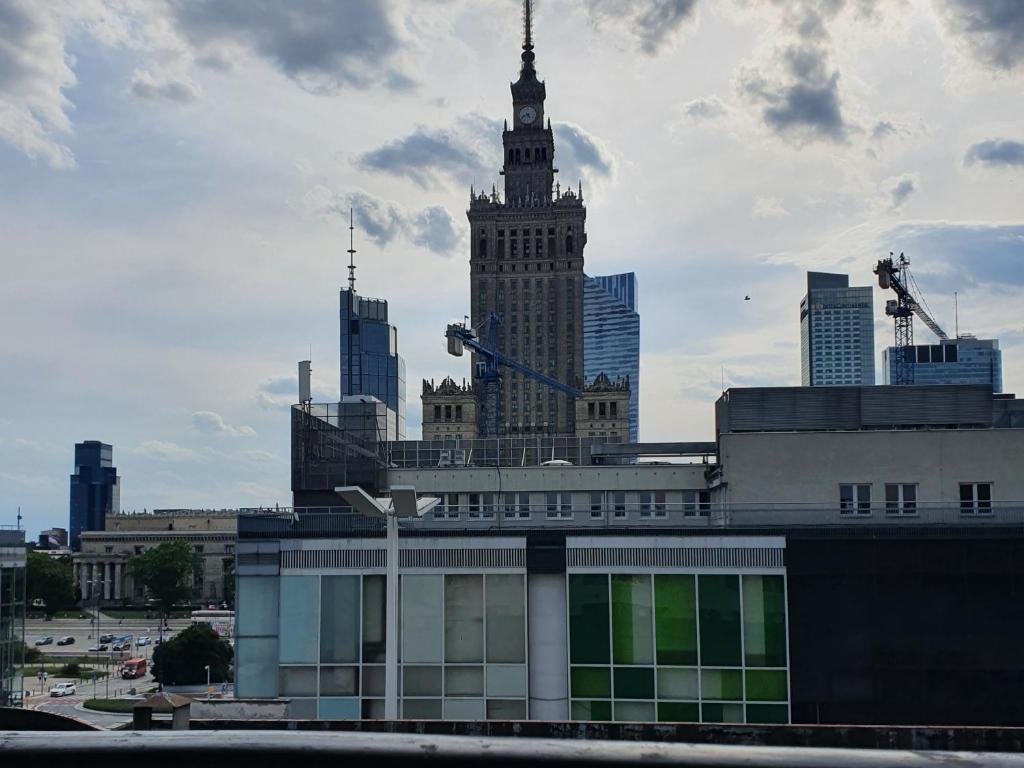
[340,289,407,440]
[584,273,640,442]
[69,441,120,551]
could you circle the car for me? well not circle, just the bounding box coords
[34,637,53,646]
[56,636,75,646]
[99,634,115,644]
[87,643,109,652]
[112,641,130,652]
[136,636,151,647]
[49,682,76,697]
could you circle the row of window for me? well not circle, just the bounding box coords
[839,482,993,515]
[433,491,713,521]
[507,146,548,165]
[479,225,576,259]
[586,401,619,419]
[432,404,465,422]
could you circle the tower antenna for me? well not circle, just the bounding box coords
[523,0,533,52]
[347,207,357,292]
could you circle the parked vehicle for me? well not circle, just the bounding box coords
[34,637,53,646]
[112,641,130,652]
[56,636,75,646]
[49,682,76,697]
[87,643,109,652]
[136,636,151,647]
[99,634,115,643]
[122,658,147,679]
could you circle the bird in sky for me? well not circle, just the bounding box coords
[744,295,751,301]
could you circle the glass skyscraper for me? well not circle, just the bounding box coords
[800,272,875,387]
[882,338,1002,390]
[69,441,119,552]
[0,529,26,708]
[340,289,407,441]
[584,273,640,441]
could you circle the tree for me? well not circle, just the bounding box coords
[151,624,233,685]
[222,557,235,607]
[26,551,75,615]
[128,541,200,612]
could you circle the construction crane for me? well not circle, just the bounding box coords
[874,252,949,386]
[446,313,581,437]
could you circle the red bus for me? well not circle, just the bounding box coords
[122,658,147,679]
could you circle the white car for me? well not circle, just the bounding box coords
[50,682,76,697]
[136,636,151,647]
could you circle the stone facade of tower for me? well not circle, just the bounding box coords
[467,17,586,436]
[575,373,630,443]
[421,377,477,441]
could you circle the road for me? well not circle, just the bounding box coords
[26,611,191,655]
[27,692,133,729]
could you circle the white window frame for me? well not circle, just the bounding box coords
[546,492,572,520]
[884,483,918,516]
[959,482,993,516]
[589,491,604,519]
[839,484,872,516]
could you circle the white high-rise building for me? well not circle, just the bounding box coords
[800,272,875,387]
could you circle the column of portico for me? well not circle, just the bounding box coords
[104,561,112,600]
[114,562,123,600]
[73,561,81,595]
[82,562,91,601]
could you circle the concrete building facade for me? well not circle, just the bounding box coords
[584,273,640,441]
[800,272,875,387]
[575,373,631,443]
[421,378,477,441]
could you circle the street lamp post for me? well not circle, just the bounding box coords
[334,486,438,721]
[205,664,211,700]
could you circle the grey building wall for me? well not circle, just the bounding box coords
[584,273,640,442]
[800,272,875,387]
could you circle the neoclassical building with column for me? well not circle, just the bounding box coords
[73,510,238,605]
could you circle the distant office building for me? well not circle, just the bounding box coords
[882,338,1002,391]
[800,272,875,387]
[584,273,640,441]
[38,527,68,549]
[340,288,407,440]
[0,529,26,708]
[69,441,120,552]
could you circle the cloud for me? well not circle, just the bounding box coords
[0,0,76,168]
[964,139,1024,168]
[128,69,199,104]
[553,121,616,183]
[166,0,413,94]
[305,186,462,257]
[871,120,897,141]
[752,196,790,219]
[191,410,257,437]
[887,175,916,209]
[937,0,1024,72]
[680,96,727,122]
[133,440,199,463]
[356,124,490,188]
[583,0,698,55]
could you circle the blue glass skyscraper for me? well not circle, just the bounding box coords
[69,441,119,552]
[340,288,407,440]
[584,272,640,442]
[882,338,1002,390]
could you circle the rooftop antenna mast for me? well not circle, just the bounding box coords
[347,207,357,292]
[523,0,533,53]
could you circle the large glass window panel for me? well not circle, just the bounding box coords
[701,669,742,700]
[362,665,385,697]
[237,577,279,637]
[279,576,317,663]
[742,575,787,667]
[445,666,484,696]
[571,666,611,698]
[745,670,787,702]
[571,699,611,721]
[445,575,484,663]
[611,574,653,665]
[402,575,443,663]
[319,665,359,696]
[362,699,385,719]
[319,697,360,720]
[444,698,485,720]
[362,575,386,663]
[698,575,741,667]
[279,666,317,697]
[486,574,525,663]
[657,667,698,699]
[287,698,317,719]
[485,664,528,698]
[569,574,610,664]
[614,667,655,699]
[403,699,442,718]
[658,702,699,722]
[614,701,655,721]
[487,699,527,720]
[746,704,788,724]
[654,575,697,665]
[320,576,360,663]
[702,702,744,723]
[403,665,443,696]
[235,637,278,697]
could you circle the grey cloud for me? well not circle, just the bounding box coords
[129,70,199,104]
[191,410,256,437]
[872,120,897,141]
[260,376,297,395]
[356,125,489,188]
[964,139,1024,168]
[888,176,916,208]
[938,0,1024,71]
[411,206,461,254]
[166,0,413,94]
[584,0,698,55]
[553,121,616,182]
[681,96,726,121]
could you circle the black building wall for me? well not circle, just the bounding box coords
[68,441,119,551]
[786,534,1024,726]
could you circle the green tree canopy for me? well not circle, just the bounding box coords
[26,551,75,615]
[151,623,233,685]
[128,541,200,613]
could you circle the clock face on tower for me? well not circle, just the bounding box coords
[518,106,537,125]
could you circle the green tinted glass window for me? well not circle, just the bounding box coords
[654,574,697,665]
[745,669,787,701]
[742,575,787,667]
[746,703,788,724]
[698,575,741,666]
[571,699,612,721]
[701,702,744,723]
[571,666,610,698]
[569,574,610,664]
[611,574,653,664]
[613,667,655,699]
[700,668,742,700]
[658,701,699,722]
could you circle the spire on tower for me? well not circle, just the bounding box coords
[347,207,357,292]
[521,0,536,71]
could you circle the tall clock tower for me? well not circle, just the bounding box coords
[467,0,586,436]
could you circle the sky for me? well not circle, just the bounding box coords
[1,0,1022,536]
